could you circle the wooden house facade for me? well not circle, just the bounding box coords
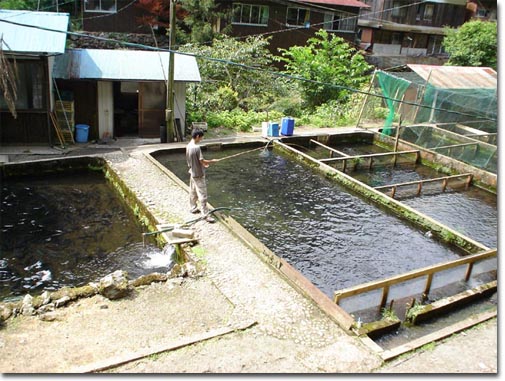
[0,10,70,145]
[358,0,480,58]
[215,0,370,55]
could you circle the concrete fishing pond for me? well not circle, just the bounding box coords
[0,129,496,353]
[0,169,171,302]
[154,139,496,307]
[302,141,497,248]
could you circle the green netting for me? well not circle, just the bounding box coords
[375,71,411,135]
[358,69,497,174]
[415,84,497,127]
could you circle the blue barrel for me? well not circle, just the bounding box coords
[281,117,295,136]
[75,124,89,143]
[267,122,279,137]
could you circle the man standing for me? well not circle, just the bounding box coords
[186,128,217,223]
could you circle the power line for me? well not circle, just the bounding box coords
[194,0,426,47]
[0,0,138,22]
[0,16,496,122]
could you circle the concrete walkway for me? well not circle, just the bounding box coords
[0,129,498,374]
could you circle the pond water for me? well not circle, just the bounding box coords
[305,143,497,249]
[1,171,170,302]
[398,127,497,173]
[157,148,470,298]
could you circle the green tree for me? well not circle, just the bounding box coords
[177,0,231,45]
[0,0,59,10]
[181,34,288,114]
[135,0,229,46]
[276,29,373,109]
[443,20,497,70]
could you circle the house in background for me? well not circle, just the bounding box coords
[357,0,473,68]
[79,0,154,34]
[53,49,201,140]
[215,0,370,56]
[0,10,70,145]
[465,0,497,21]
[77,1,370,58]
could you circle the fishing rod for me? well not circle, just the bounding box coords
[213,146,264,162]
[142,207,234,244]
[213,140,274,162]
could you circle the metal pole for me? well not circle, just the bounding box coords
[166,0,176,142]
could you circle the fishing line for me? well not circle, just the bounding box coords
[213,140,274,162]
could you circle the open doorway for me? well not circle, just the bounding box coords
[113,82,139,137]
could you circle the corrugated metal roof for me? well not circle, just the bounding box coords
[300,0,370,7]
[0,10,69,54]
[53,49,201,82]
[407,64,497,89]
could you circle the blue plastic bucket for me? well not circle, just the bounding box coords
[75,124,89,143]
[281,117,295,136]
[267,122,279,137]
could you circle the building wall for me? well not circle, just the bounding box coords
[53,79,187,140]
[81,1,153,33]
[358,0,468,58]
[54,79,99,140]
[217,1,362,57]
[0,57,52,144]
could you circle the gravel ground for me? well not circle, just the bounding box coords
[0,132,498,375]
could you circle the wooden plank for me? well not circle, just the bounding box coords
[430,142,479,150]
[464,262,474,282]
[334,249,496,302]
[309,139,349,157]
[359,335,385,354]
[379,285,389,311]
[50,112,65,148]
[381,309,496,361]
[277,255,356,331]
[465,132,497,137]
[423,273,433,297]
[71,320,257,373]
[320,150,420,163]
[374,173,473,190]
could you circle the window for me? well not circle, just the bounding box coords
[0,61,46,110]
[428,35,445,55]
[232,3,269,25]
[391,1,407,18]
[323,12,356,32]
[286,7,310,27]
[423,4,434,21]
[391,32,402,45]
[476,8,488,18]
[84,0,117,13]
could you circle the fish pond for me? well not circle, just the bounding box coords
[156,146,495,302]
[1,169,170,302]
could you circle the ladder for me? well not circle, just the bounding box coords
[50,102,75,148]
[51,79,75,148]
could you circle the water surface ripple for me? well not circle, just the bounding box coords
[160,149,473,297]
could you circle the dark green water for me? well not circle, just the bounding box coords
[1,171,169,302]
[158,148,473,299]
[398,126,497,173]
[304,144,497,248]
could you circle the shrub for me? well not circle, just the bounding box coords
[205,109,283,132]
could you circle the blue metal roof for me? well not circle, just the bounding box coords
[53,49,201,82]
[0,10,69,55]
